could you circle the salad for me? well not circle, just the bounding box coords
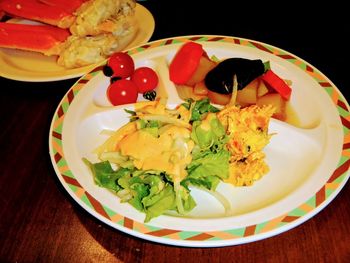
[84,98,274,222]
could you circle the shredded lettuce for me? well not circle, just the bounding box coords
[182,98,219,121]
[184,99,229,191]
[185,102,230,191]
[84,158,196,222]
[143,184,176,222]
[191,117,226,151]
[83,158,129,192]
[186,149,230,189]
[84,98,233,222]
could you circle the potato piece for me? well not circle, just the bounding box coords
[257,79,270,97]
[186,56,217,86]
[207,90,231,105]
[284,79,292,86]
[176,84,206,101]
[176,84,193,100]
[236,81,258,105]
[246,78,260,90]
[257,93,286,121]
[193,81,209,95]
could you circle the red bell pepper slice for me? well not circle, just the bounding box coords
[261,69,292,100]
[169,41,204,85]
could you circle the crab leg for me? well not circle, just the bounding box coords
[38,0,88,13]
[0,0,138,68]
[0,22,70,56]
[0,0,79,28]
[0,5,4,20]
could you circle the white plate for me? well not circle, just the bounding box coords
[49,35,350,247]
[0,4,154,82]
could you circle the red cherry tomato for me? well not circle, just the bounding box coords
[107,79,138,106]
[131,67,159,93]
[108,52,135,78]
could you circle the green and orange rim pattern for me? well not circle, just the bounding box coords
[50,36,350,243]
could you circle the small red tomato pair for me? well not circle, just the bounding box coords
[105,52,159,106]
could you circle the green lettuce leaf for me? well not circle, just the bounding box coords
[83,158,130,192]
[190,98,219,121]
[185,111,230,191]
[185,149,230,190]
[182,98,220,121]
[191,113,227,153]
[144,184,176,222]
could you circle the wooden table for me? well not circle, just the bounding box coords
[1,1,350,262]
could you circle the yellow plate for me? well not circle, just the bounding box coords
[0,4,155,82]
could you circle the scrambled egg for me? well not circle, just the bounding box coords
[218,104,275,186]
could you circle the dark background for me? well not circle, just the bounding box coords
[144,1,349,98]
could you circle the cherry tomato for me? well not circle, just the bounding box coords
[107,79,138,106]
[108,52,135,78]
[131,67,159,93]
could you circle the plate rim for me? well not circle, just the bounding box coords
[0,3,155,82]
[49,35,350,247]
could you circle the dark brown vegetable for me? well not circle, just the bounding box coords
[204,58,265,94]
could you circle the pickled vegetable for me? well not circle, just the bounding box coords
[204,58,265,94]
